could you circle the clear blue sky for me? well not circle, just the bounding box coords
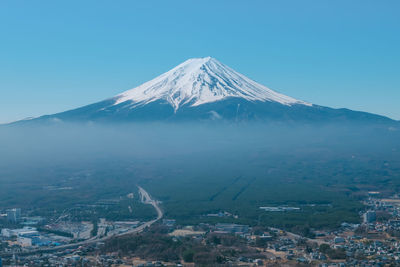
[1,0,399,123]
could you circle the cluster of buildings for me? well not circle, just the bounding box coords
[3,191,400,266]
[0,208,73,251]
[1,226,66,248]
[0,247,183,267]
[0,218,145,253]
[0,208,21,224]
[213,223,250,234]
[46,221,93,239]
[291,193,400,266]
[5,209,20,223]
[260,206,300,212]
[0,243,99,266]
[236,224,400,266]
[205,210,239,219]
[0,207,43,226]
[159,211,400,266]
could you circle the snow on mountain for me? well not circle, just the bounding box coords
[9,56,395,125]
[114,57,311,111]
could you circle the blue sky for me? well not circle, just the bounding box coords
[0,0,399,123]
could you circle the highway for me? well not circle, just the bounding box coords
[0,186,163,258]
[138,186,163,221]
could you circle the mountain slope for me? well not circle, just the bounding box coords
[14,57,397,125]
[114,57,310,111]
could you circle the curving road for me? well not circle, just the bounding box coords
[0,186,163,258]
[138,186,163,221]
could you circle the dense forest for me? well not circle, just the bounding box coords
[0,123,399,232]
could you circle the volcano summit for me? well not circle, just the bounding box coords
[21,57,395,124]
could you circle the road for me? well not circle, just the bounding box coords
[138,186,163,221]
[0,186,163,258]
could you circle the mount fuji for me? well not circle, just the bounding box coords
[18,57,396,124]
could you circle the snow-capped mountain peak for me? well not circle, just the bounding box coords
[114,57,311,111]
[9,57,396,125]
